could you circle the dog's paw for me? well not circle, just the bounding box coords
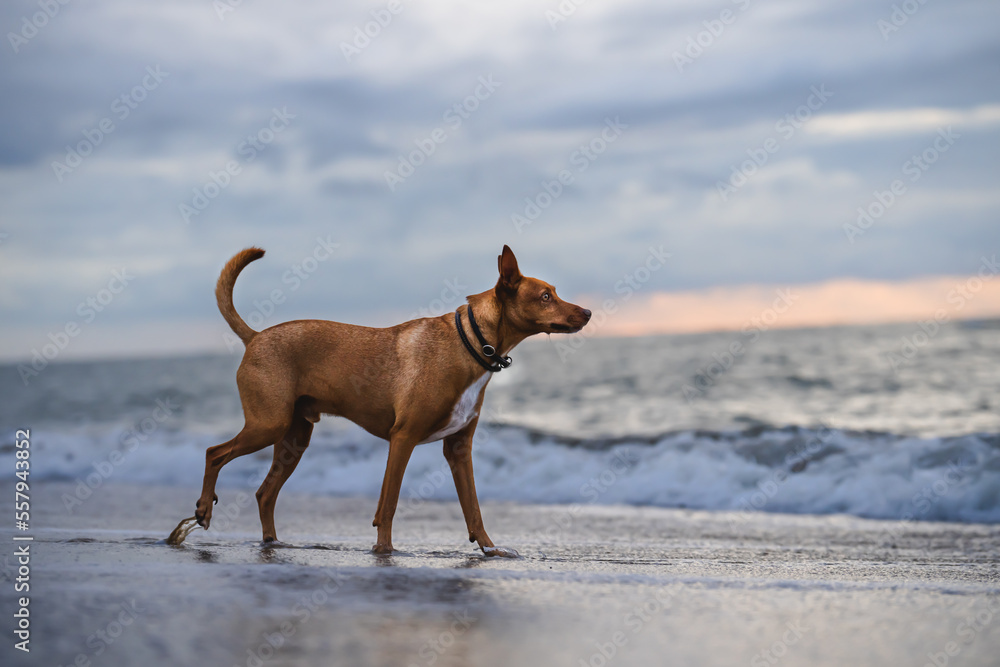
[261,538,292,548]
[482,545,519,558]
[371,543,394,555]
[194,499,214,529]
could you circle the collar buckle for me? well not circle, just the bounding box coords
[455,305,512,373]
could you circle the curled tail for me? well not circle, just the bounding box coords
[216,247,265,345]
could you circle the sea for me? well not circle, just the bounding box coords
[3,319,999,524]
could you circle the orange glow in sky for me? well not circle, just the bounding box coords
[584,272,1000,337]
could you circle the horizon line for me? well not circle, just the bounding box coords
[2,272,999,366]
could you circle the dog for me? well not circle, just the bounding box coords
[183,245,590,556]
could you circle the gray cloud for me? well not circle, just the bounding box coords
[1,0,998,359]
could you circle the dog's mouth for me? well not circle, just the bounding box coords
[547,322,581,334]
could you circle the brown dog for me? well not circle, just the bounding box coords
[189,245,590,556]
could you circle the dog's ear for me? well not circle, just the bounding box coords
[497,245,521,292]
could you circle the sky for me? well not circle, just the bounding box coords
[1,0,999,362]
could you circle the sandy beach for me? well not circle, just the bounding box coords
[2,481,998,667]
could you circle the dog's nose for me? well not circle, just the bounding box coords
[582,309,592,320]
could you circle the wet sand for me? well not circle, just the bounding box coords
[2,482,999,666]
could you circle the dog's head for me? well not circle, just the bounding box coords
[494,245,591,335]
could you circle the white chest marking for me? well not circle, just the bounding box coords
[422,374,490,443]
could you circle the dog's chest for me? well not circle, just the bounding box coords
[422,373,490,443]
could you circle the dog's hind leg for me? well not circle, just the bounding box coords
[255,414,314,543]
[195,418,288,529]
[196,368,294,529]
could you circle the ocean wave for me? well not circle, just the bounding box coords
[17,423,1000,524]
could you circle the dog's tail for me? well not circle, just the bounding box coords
[216,247,265,345]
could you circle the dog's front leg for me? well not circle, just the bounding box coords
[372,432,417,554]
[443,422,519,558]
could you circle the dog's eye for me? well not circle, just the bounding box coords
[541,293,551,302]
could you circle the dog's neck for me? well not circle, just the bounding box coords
[466,290,530,357]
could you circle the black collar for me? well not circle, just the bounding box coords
[455,304,512,373]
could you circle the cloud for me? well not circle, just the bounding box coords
[806,104,1000,139]
[1,0,999,359]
